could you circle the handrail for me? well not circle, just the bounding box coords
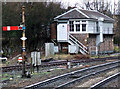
[69,37,88,54]
[69,37,82,49]
[51,39,57,45]
[68,33,87,49]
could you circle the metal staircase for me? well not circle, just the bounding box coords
[68,33,89,55]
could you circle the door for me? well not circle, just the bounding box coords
[57,23,68,42]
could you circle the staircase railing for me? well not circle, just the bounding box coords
[51,39,57,45]
[69,33,87,49]
[68,33,88,54]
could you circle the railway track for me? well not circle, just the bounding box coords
[2,56,120,72]
[90,72,120,89]
[23,60,120,89]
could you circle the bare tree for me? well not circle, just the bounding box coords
[83,0,112,16]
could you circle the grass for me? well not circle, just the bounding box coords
[114,46,120,52]
[4,73,10,77]
[91,55,106,59]
[32,68,63,77]
[51,54,90,60]
[2,73,12,81]
[55,68,63,71]
[40,71,51,75]
[32,71,51,76]
[41,54,72,60]
[1,77,10,81]
[91,52,120,58]
[53,54,72,60]
[0,74,2,77]
[2,73,20,79]
[90,55,110,58]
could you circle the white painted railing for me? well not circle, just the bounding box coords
[68,33,87,49]
[68,33,88,55]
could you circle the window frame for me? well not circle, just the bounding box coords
[69,21,74,32]
[82,24,86,32]
[69,20,87,33]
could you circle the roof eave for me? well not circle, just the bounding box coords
[103,19,115,23]
[54,8,90,20]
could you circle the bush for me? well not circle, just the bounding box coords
[114,46,120,52]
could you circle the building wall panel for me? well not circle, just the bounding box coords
[88,35,114,53]
[87,21,96,33]
[71,33,88,46]
[88,35,96,52]
[99,35,114,52]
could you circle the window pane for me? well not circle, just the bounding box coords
[69,21,74,32]
[82,24,86,31]
[96,22,99,32]
[76,24,80,31]
[82,21,86,22]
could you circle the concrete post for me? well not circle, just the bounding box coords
[67,61,71,69]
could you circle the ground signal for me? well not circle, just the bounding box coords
[18,57,23,63]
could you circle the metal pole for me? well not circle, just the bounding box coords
[87,33,89,53]
[31,58,33,74]
[22,6,26,78]
[98,45,100,58]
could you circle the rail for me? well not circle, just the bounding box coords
[90,72,120,89]
[55,65,119,89]
[23,60,120,89]
[2,56,120,72]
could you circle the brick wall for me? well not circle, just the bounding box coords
[88,34,114,53]
[88,35,96,52]
[99,35,114,52]
[71,33,88,46]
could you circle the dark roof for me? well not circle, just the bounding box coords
[80,9,114,21]
[54,8,114,22]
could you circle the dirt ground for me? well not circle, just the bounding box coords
[4,54,90,67]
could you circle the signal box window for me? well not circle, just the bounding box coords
[69,21,74,32]
[82,24,86,31]
[76,24,80,31]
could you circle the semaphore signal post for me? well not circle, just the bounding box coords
[21,5,27,78]
[3,6,27,78]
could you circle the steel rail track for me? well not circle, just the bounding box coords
[2,56,120,72]
[55,65,119,89]
[89,72,120,89]
[23,60,120,89]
